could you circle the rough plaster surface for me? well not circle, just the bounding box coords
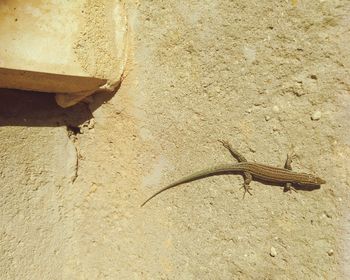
[1,0,350,279]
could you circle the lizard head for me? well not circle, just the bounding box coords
[314,176,326,185]
[298,174,326,185]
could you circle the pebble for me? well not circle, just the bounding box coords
[327,249,334,256]
[272,105,280,113]
[265,115,271,121]
[249,146,256,153]
[243,46,256,64]
[311,111,321,121]
[270,246,277,257]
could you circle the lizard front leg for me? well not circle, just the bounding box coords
[283,153,297,193]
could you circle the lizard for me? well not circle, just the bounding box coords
[141,141,326,207]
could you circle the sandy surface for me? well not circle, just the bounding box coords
[1,0,350,279]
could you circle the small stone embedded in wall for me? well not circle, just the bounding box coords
[311,111,321,121]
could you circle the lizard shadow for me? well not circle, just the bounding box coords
[253,177,321,192]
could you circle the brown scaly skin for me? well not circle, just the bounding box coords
[141,141,325,207]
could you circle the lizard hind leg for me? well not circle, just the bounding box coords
[240,172,253,198]
[219,140,247,162]
[218,141,252,197]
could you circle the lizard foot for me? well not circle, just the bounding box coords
[240,184,253,198]
[283,183,298,193]
[218,139,230,150]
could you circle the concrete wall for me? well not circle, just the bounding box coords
[1,1,350,279]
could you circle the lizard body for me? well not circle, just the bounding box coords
[141,141,325,207]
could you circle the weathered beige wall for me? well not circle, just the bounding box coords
[1,1,350,279]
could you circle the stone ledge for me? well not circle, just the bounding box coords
[0,1,128,108]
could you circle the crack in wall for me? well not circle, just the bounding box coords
[66,125,81,183]
[65,117,96,183]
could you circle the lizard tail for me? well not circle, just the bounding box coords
[140,164,241,207]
